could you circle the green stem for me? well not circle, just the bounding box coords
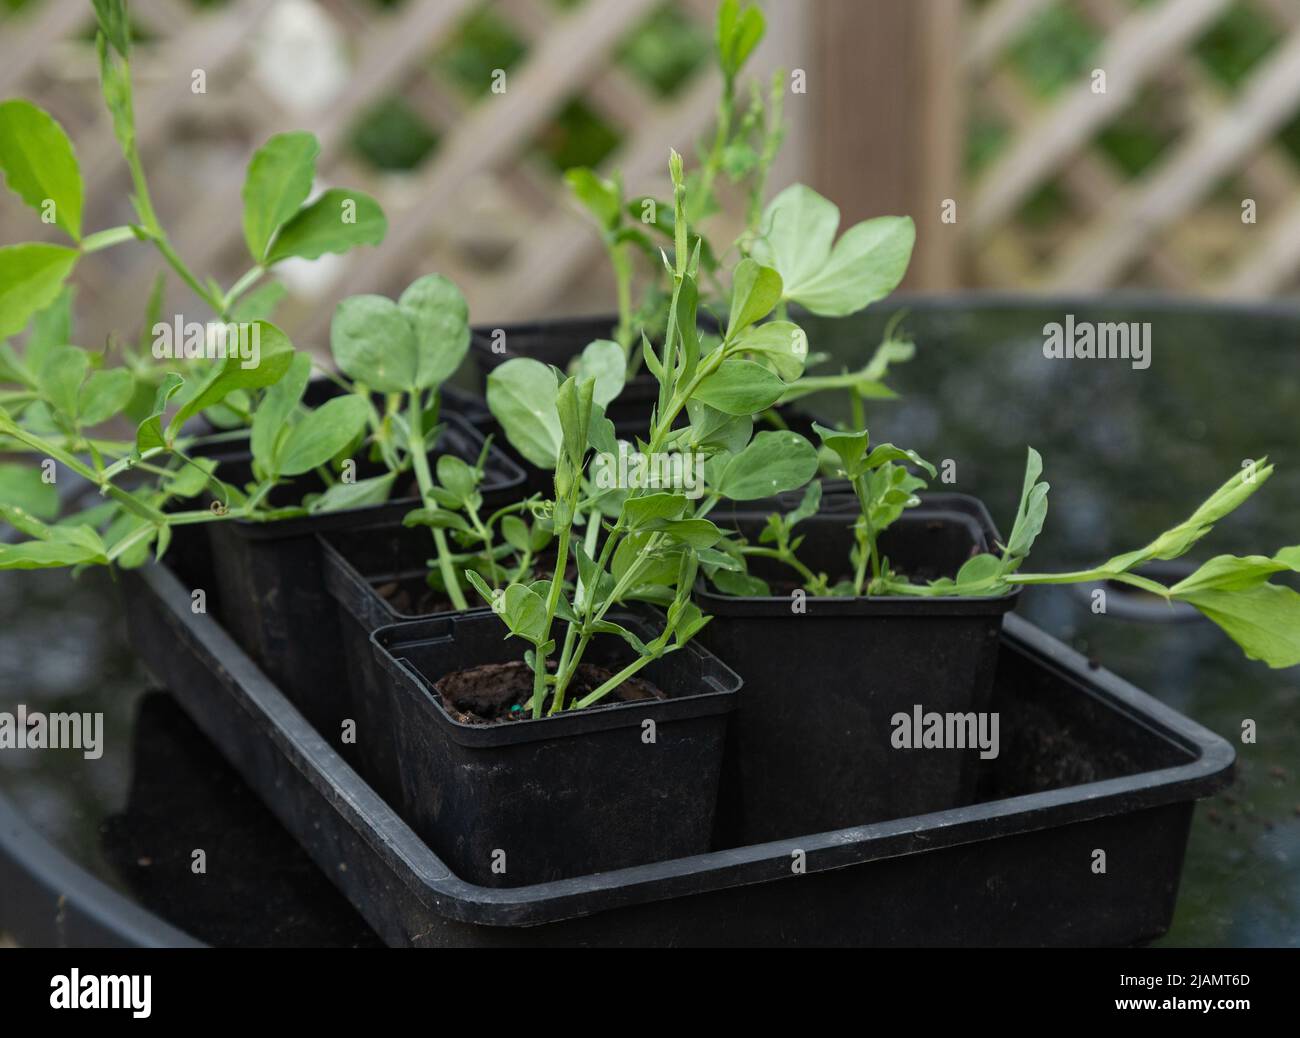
[850,474,880,596]
[145,232,228,319]
[223,266,266,312]
[0,420,164,523]
[740,545,818,586]
[611,239,634,357]
[407,396,468,611]
[81,225,137,253]
[572,652,658,711]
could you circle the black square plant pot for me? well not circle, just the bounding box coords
[698,493,1019,846]
[370,609,741,888]
[318,519,457,809]
[193,413,525,746]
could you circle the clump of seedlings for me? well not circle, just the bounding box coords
[709,436,1300,669]
[0,1,548,603]
[475,152,824,718]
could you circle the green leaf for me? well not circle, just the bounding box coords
[812,422,870,479]
[276,395,369,477]
[685,400,752,452]
[308,472,396,514]
[787,480,823,527]
[0,243,79,338]
[0,501,51,539]
[22,286,74,379]
[729,320,808,381]
[750,184,837,294]
[168,321,295,436]
[1000,447,1049,565]
[486,358,562,469]
[726,258,783,337]
[0,101,83,241]
[136,372,184,452]
[0,521,108,570]
[565,167,620,230]
[500,582,548,644]
[672,275,700,383]
[1180,584,1300,669]
[501,515,531,554]
[242,131,320,262]
[590,619,650,656]
[556,375,595,468]
[0,537,106,569]
[78,367,134,425]
[0,463,58,520]
[330,294,418,393]
[717,430,818,500]
[863,443,937,479]
[436,454,478,502]
[404,507,471,534]
[693,358,787,415]
[250,352,311,475]
[572,339,626,408]
[398,274,470,391]
[716,0,765,79]
[624,492,688,527]
[37,344,89,420]
[612,530,682,586]
[646,517,722,549]
[791,216,915,317]
[91,0,131,58]
[954,553,1003,588]
[1131,461,1274,567]
[752,184,915,317]
[163,456,219,500]
[1171,550,1300,596]
[712,569,770,597]
[265,188,386,264]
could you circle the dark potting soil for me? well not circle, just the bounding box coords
[372,550,577,618]
[436,660,664,725]
[375,578,455,617]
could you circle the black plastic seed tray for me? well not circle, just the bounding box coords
[122,560,1233,947]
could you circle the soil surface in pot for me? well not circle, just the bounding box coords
[373,550,578,618]
[436,660,664,724]
[376,578,455,617]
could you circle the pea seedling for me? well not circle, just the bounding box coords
[480,152,824,717]
[712,436,1300,669]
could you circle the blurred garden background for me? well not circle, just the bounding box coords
[3,0,1300,348]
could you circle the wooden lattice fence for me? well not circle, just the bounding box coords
[3,0,1300,354]
[962,0,1300,297]
[0,0,807,350]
